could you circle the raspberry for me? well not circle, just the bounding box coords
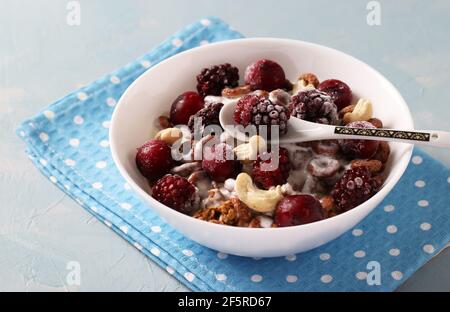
[317,79,352,111]
[170,91,205,125]
[252,147,291,190]
[136,139,174,181]
[196,63,239,97]
[234,95,290,135]
[339,121,380,159]
[152,175,197,214]
[202,143,242,182]
[188,102,224,133]
[244,59,289,92]
[290,89,339,125]
[331,166,382,212]
[274,195,324,227]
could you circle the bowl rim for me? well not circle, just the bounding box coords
[110,37,414,233]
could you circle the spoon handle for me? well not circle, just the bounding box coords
[328,126,450,148]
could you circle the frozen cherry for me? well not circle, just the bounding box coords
[244,59,288,92]
[169,91,205,125]
[274,195,325,227]
[339,121,380,159]
[136,139,174,181]
[317,79,352,111]
[202,143,242,182]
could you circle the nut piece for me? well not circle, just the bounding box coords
[194,197,253,227]
[154,127,183,145]
[233,135,266,164]
[338,104,356,118]
[368,118,383,128]
[372,141,390,163]
[298,73,320,88]
[320,195,335,212]
[292,78,316,95]
[234,173,284,213]
[351,159,383,173]
[221,85,252,98]
[158,115,172,129]
[343,98,373,124]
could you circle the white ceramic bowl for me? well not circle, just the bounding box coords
[110,38,413,257]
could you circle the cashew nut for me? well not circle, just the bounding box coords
[233,135,266,164]
[234,173,283,213]
[292,78,316,95]
[154,127,183,145]
[343,98,373,124]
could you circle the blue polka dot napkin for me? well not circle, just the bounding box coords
[17,17,450,291]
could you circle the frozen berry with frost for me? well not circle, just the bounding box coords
[290,89,339,125]
[234,94,290,135]
[169,91,205,125]
[196,63,239,97]
[188,102,224,133]
[152,174,197,214]
[244,59,290,92]
[202,143,241,182]
[252,147,291,190]
[274,195,325,227]
[331,166,382,212]
[339,121,380,159]
[136,139,174,181]
[317,79,352,111]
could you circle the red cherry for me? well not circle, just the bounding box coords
[202,143,241,182]
[136,139,174,181]
[169,91,204,125]
[339,121,380,159]
[244,59,288,92]
[317,79,352,111]
[274,195,324,227]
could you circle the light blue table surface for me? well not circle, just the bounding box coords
[1,0,449,291]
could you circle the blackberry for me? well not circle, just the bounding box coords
[188,102,224,134]
[331,167,382,212]
[290,89,339,125]
[196,63,239,97]
[234,95,290,136]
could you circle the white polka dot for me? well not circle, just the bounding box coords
[44,110,55,119]
[415,180,426,188]
[391,271,403,280]
[92,182,103,189]
[102,120,111,128]
[69,138,80,147]
[119,225,128,234]
[150,247,160,256]
[73,115,84,125]
[95,161,107,169]
[120,202,132,210]
[253,257,262,261]
[39,132,49,142]
[104,220,112,227]
[420,222,432,231]
[412,155,423,165]
[19,131,25,137]
[64,159,76,167]
[217,252,228,259]
[352,229,364,236]
[384,204,395,212]
[386,225,398,234]
[200,19,211,26]
[90,206,98,212]
[447,176,450,184]
[285,255,296,261]
[356,272,367,280]
[124,183,131,190]
[133,242,143,251]
[389,248,400,256]
[200,40,209,46]
[423,244,435,254]
[140,60,152,68]
[110,75,120,84]
[106,97,116,107]
[286,275,298,283]
[319,253,331,261]
[184,272,195,282]
[251,274,263,283]
[77,92,88,101]
[216,274,227,282]
[182,249,194,257]
[166,266,175,275]
[321,274,333,283]
[151,225,162,233]
[63,185,70,190]
[172,38,183,47]
[99,140,109,148]
[39,158,48,166]
[418,200,429,207]
[354,250,366,258]
[49,176,57,183]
